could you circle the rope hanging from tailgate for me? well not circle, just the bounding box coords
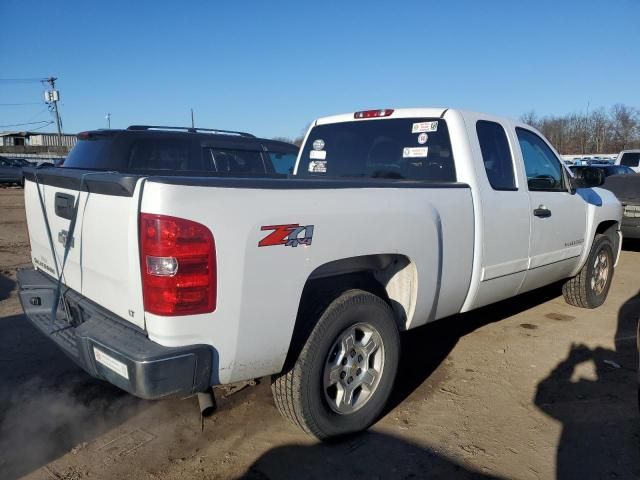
[31,168,113,333]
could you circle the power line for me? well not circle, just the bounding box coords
[0,120,54,128]
[27,122,57,132]
[24,107,50,124]
[0,102,43,106]
[0,78,47,84]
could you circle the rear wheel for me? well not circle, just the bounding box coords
[272,289,400,439]
[562,234,614,308]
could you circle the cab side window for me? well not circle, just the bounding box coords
[476,120,516,190]
[203,148,265,174]
[516,128,565,192]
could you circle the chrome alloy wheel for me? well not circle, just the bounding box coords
[591,249,610,295]
[323,322,385,415]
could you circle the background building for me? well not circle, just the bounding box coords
[0,131,77,148]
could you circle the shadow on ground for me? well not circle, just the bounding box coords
[0,313,146,479]
[535,290,640,479]
[387,282,563,412]
[238,430,500,480]
[623,238,640,252]
[0,272,15,301]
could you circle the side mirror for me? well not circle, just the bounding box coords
[570,166,605,190]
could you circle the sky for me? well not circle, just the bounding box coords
[1,0,638,139]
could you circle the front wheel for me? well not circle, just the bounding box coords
[562,234,614,308]
[272,289,400,440]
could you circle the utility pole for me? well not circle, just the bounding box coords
[45,77,63,145]
[191,108,195,128]
[105,113,111,129]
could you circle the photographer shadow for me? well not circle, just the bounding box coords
[534,290,640,479]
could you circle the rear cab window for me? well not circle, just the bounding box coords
[297,118,456,182]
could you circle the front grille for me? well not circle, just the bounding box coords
[623,204,640,218]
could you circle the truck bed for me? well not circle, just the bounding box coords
[23,167,474,385]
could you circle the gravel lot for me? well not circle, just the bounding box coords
[0,186,638,480]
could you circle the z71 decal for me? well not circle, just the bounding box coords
[259,224,314,247]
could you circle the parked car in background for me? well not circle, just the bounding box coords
[58,126,298,175]
[600,174,640,239]
[7,158,34,167]
[0,156,24,186]
[588,156,615,165]
[616,150,640,173]
[570,164,636,178]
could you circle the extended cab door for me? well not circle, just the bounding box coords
[470,119,531,308]
[516,127,587,292]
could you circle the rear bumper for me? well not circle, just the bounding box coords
[17,268,213,399]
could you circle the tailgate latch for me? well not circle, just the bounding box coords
[57,229,75,249]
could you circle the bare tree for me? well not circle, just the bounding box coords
[521,104,640,155]
[609,104,639,151]
[520,111,539,127]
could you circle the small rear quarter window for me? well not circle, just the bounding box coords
[476,120,516,190]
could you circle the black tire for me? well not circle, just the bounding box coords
[271,289,400,440]
[562,234,614,308]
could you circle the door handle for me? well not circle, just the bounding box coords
[533,205,551,218]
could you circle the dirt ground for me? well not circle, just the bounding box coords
[0,186,638,480]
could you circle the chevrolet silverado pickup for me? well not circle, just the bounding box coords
[18,109,622,439]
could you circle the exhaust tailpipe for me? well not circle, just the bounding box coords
[197,388,217,417]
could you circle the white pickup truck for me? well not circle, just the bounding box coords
[18,108,622,439]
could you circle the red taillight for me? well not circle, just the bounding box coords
[139,213,216,316]
[354,109,394,119]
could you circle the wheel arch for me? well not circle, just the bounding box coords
[281,254,416,372]
[595,220,621,265]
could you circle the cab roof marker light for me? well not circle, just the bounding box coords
[354,109,394,119]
